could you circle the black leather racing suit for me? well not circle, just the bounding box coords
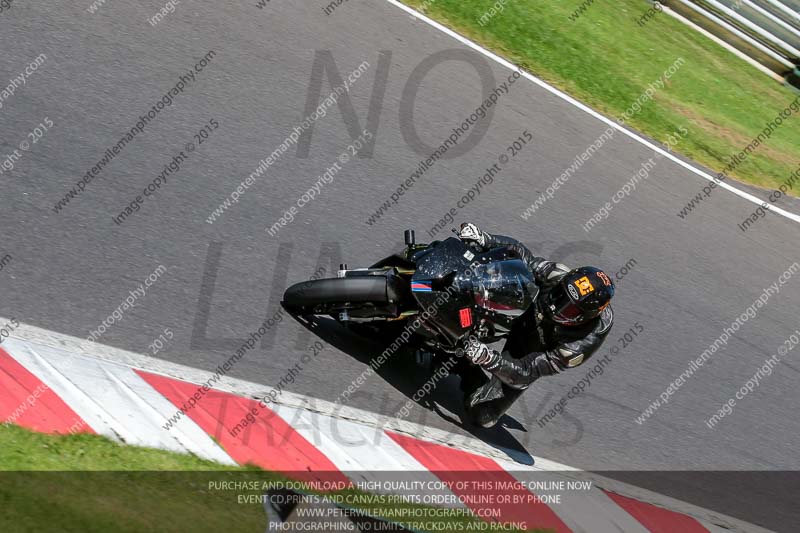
[458,233,614,428]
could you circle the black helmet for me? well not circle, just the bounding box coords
[543,266,614,325]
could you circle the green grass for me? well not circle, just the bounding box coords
[0,422,242,471]
[0,424,269,532]
[0,424,548,532]
[404,0,800,192]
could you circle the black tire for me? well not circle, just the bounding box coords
[282,276,392,314]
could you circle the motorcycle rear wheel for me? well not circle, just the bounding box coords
[282,276,394,316]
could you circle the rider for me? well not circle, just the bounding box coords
[453,223,615,428]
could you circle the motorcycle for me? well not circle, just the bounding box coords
[282,229,539,356]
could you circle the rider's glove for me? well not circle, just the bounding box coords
[463,336,501,369]
[458,223,488,248]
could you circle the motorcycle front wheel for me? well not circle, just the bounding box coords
[282,276,399,317]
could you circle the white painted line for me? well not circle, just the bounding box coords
[382,0,800,225]
[0,319,770,533]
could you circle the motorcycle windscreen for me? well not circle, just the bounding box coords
[472,259,538,317]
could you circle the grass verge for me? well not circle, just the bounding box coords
[0,424,267,532]
[0,424,548,532]
[403,0,800,193]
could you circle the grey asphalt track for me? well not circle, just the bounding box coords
[1,1,798,530]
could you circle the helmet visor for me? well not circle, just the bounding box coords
[546,283,585,324]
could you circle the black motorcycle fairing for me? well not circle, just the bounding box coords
[409,238,538,343]
[409,238,475,343]
[286,233,539,348]
[471,259,538,333]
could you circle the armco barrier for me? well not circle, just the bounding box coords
[660,0,800,88]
